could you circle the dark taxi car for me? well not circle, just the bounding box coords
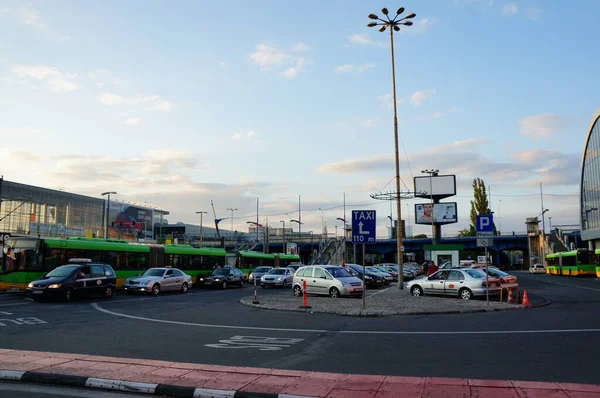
[198,267,245,289]
[27,260,117,302]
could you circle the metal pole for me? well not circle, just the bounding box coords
[389,25,404,290]
[200,212,203,248]
[159,206,163,241]
[281,220,285,253]
[256,198,259,245]
[105,193,110,239]
[485,245,489,305]
[362,243,366,309]
[429,173,434,244]
[298,195,301,248]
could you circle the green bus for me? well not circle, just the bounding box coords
[545,249,596,276]
[0,236,226,291]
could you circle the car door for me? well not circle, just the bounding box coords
[74,266,92,297]
[89,264,107,296]
[312,267,328,295]
[298,267,314,293]
[163,269,176,291]
[444,270,463,296]
[171,269,185,290]
[423,271,446,294]
[286,268,294,284]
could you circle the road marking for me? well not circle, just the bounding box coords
[206,335,304,351]
[25,298,33,302]
[0,317,46,327]
[102,290,234,304]
[552,281,600,293]
[0,311,12,315]
[367,288,389,298]
[91,303,600,335]
[0,302,31,308]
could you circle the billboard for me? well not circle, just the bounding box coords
[108,203,154,239]
[414,175,456,199]
[286,242,298,255]
[415,202,458,225]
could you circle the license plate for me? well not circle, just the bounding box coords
[32,290,43,294]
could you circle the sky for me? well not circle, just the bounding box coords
[0,0,598,238]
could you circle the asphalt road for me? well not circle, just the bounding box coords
[0,272,599,384]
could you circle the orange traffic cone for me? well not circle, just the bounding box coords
[507,289,514,304]
[522,290,531,307]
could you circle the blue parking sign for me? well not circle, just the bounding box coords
[476,215,493,232]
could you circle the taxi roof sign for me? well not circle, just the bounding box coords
[68,258,92,263]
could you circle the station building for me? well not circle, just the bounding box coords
[580,108,600,249]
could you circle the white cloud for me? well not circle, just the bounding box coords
[335,64,375,74]
[520,113,567,140]
[432,112,445,119]
[526,8,541,21]
[124,117,141,126]
[410,89,436,106]
[19,5,68,41]
[232,131,256,141]
[13,65,80,92]
[346,34,384,47]
[97,93,173,112]
[249,43,308,78]
[408,17,438,34]
[292,42,310,52]
[503,4,518,15]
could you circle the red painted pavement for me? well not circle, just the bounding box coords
[0,349,598,397]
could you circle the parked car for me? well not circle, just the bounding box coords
[28,260,116,302]
[199,267,246,289]
[346,264,386,287]
[478,267,518,289]
[292,265,363,298]
[529,263,546,274]
[405,268,501,300]
[124,267,193,295]
[261,267,294,288]
[366,266,393,283]
[287,264,303,272]
[248,266,273,284]
[374,265,398,281]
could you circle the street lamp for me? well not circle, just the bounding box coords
[196,211,207,247]
[227,208,238,238]
[368,6,416,289]
[541,208,549,235]
[291,219,303,245]
[280,220,286,253]
[247,221,263,249]
[387,215,393,239]
[318,207,324,244]
[421,169,438,244]
[101,191,117,239]
[336,217,347,263]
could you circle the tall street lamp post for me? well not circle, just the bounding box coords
[196,211,208,248]
[337,217,347,263]
[101,191,117,239]
[227,208,238,239]
[368,6,415,289]
[280,220,286,253]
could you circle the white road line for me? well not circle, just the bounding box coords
[366,288,389,298]
[0,302,31,308]
[90,303,600,335]
[552,281,600,293]
[25,298,34,302]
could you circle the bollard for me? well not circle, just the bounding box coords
[252,277,259,304]
[299,280,312,309]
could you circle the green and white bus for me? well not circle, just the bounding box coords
[229,250,301,276]
[545,249,596,276]
[0,236,226,290]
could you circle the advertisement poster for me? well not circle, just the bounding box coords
[286,242,297,255]
[108,203,154,239]
[415,203,458,225]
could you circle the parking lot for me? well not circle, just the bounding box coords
[0,271,600,384]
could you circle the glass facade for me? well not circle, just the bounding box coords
[0,180,104,238]
[581,113,600,236]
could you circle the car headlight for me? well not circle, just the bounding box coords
[214,278,220,282]
[249,273,254,279]
[48,284,61,289]
[364,275,372,280]
[200,277,204,281]
[341,281,350,287]
[277,277,283,281]
[28,282,34,288]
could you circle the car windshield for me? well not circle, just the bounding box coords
[487,268,508,277]
[212,268,230,276]
[269,269,287,275]
[324,268,352,278]
[255,267,270,273]
[143,269,165,277]
[465,270,485,279]
[46,265,78,277]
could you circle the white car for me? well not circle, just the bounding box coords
[529,263,546,274]
[261,267,295,288]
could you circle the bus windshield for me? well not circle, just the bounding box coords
[1,238,42,273]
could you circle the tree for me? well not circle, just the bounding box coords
[413,233,428,238]
[465,177,494,236]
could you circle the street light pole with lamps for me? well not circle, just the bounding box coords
[368,6,416,289]
[336,217,347,264]
[280,220,286,253]
[227,208,238,239]
[196,211,207,247]
[101,191,117,239]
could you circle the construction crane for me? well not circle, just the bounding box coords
[211,200,225,241]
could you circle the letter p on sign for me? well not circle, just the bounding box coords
[476,215,493,232]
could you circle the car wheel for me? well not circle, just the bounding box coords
[239,279,244,288]
[64,287,74,302]
[181,282,188,293]
[152,283,161,296]
[411,286,423,297]
[329,287,340,298]
[104,286,114,299]
[222,281,227,289]
[283,280,288,288]
[293,285,302,297]
[459,288,472,300]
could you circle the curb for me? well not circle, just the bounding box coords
[0,370,314,398]
[240,297,530,317]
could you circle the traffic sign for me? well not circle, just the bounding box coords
[476,215,493,232]
[351,210,376,244]
[477,231,494,238]
[530,254,535,260]
[477,238,493,247]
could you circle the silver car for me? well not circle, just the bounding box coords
[123,267,193,295]
[261,267,294,288]
[292,265,364,298]
[248,266,273,284]
[405,268,500,300]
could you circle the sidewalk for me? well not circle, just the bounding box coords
[240,287,545,317]
[0,349,597,397]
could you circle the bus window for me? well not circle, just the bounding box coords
[1,238,42,273]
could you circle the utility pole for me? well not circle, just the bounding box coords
[196,211,207,247]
